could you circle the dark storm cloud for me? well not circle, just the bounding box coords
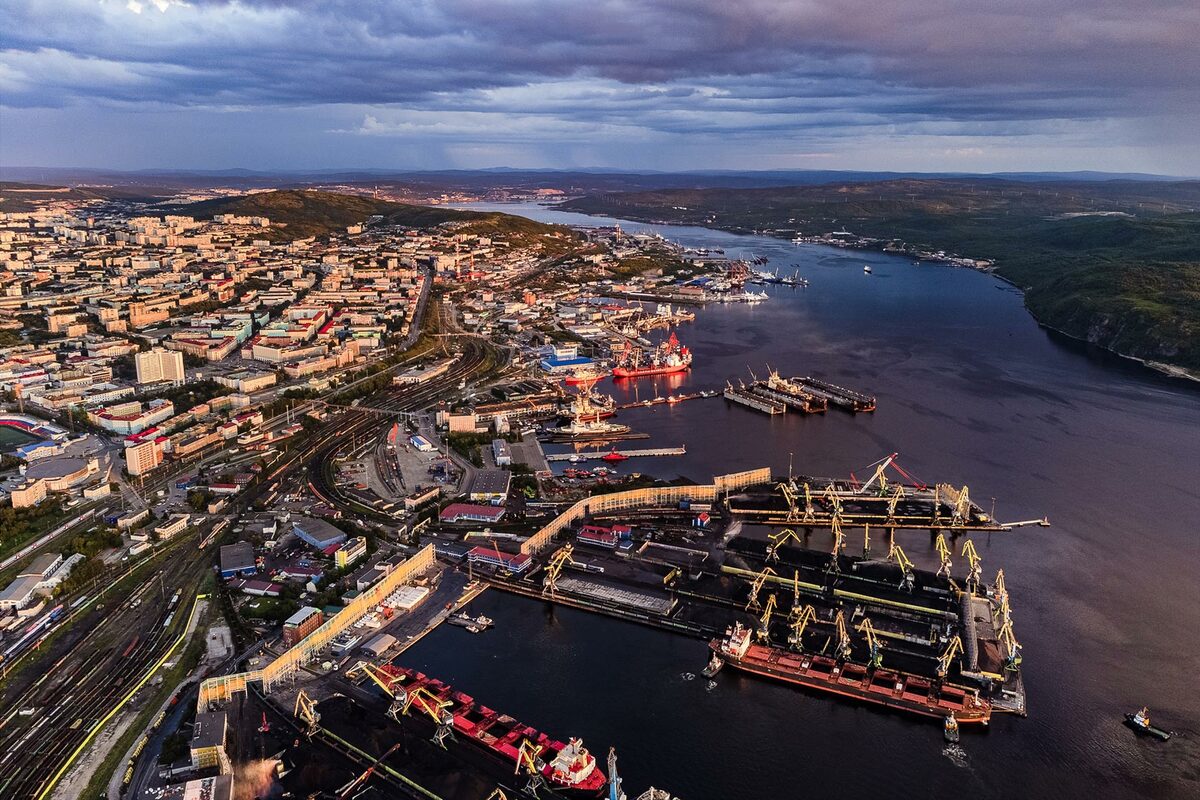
[0,0,1197,169]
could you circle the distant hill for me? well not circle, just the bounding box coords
[0,182,157,212]
[563,179,1200,374]
[175,189,572,244]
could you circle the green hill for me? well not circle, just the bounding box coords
[563,180,1200,374]
[176,189,575,247]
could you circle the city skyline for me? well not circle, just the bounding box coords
[3,0,1199,174]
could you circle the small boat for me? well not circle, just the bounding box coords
[601,450,628,462]
[863,265,873,274]
[1124,707,1171,740]
[943,715,960,743]
[701,653,724,678]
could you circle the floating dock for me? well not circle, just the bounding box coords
[724,385,786,414]
[797,376,876,412]
[748,382,826,413]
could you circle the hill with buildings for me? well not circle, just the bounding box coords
[563,180,1200,374]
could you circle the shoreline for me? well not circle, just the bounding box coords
[550,203,1200,386]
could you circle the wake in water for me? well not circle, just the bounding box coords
[706,680,718,692]
[680,672,696,681]
[942,744,969,768]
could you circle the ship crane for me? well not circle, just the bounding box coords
[887,541,916,592]
[294,690,320,738]
[856,618,884,669]
[961,540,983,592]
[934,534,953,578]
[516,739,548,796]
[937,635,964,678]
[998,619,1023,671]
[788,604,817,651]
[833,610,853,661]
[745,567,777,611]
[765,528,801,562]
[543,544,576,595]
[756,593,778,641]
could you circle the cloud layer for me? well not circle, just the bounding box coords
[2,0,1197,171]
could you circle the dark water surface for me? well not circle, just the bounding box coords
[401,203,1200,799]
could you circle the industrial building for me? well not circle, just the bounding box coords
[491,438,512,466]
[468,469,511,504]
[292,516,347,549]
[189,710,230,773]
[439,503,506,524]
[282,606,323,646]
[334,536,367,569]
[218,541,257,579]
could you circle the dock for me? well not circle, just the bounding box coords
[797,376,876,412]
[724,385,786,414]
[747,382,826,413]
[546,446,687,462]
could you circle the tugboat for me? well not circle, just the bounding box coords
[943,714,960,743]
[1124,707,1172,741]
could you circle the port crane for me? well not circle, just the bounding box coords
[885,485,905,522]
[827,517,845,574]
[833,610,852,661]
[961,540,983,591]
[294,690,321,738]
[543,544,576,595]
[998,619,1022,671]
[776,482,801,522]
[745,567,776,611]
[935,534,953,578]
[336,742,402,800]
[887,541,916,592]
[856,453,897,496]
[992,569,1012,624]
[516,739,548,796]
[822,485,844,522]
[354,661,408,719]
[788,604,817,650]
[937,636,964,678]
[788,570,803,619]
[765,528,801,562]
[756,594,777,641]
[856,618,884,668]
[802,482,816,522]
[404,685,456,747]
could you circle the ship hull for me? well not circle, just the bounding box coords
[711,642,991,724]
[612,364,689,379]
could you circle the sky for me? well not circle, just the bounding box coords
[2,0,1198,174]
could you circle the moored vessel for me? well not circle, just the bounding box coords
[709,622,991,724]
[612,332,692,379]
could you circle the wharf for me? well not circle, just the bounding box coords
[724,385,786,414]
[616,391,717,410]
[797,376,876,412]
[546,446,686,462]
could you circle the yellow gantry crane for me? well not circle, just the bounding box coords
[998,619,1022,671]
[542,544,575,595]
[935,534,953,578]
[745,566,777,611]
[856,618,884,669]
[515,739,547,796]
[777,482,801,521]
[788,604,817,651]
[886,485,905,522]
[834,609,852,661]
[756,593,778,641]
[405,686,456,747]
[937,635,964,678]
[961,540,983,591]
[766,528,801,562]
[294,690,321,738]
[887,540,916,592]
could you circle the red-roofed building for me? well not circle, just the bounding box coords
[439,503,506,524]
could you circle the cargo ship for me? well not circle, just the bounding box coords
[612,332,692,379]
[708,622,991,724]
[382,666,607,793]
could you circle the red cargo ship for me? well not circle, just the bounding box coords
[709,622,991,724]
[612,332,692,379]
[381,666,607,793]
